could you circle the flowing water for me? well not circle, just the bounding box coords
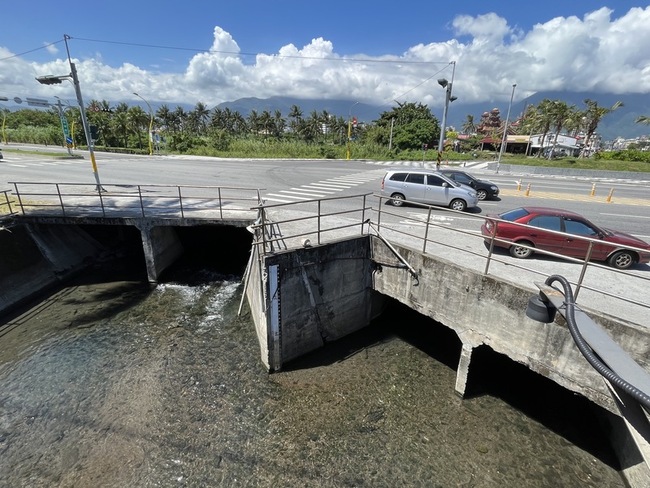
[0,257,627,487]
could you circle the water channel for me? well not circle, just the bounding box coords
[0,249,627,487]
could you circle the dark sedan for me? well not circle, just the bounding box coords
[439,169,499,200]
[480,206,650,269]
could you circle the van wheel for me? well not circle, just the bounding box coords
[449,199,467,212]
[390,193,405,207]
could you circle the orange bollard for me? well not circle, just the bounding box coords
[517,180,522,191]
[590,183,596,197]
[606,188,614,203]
[525,183,531,196]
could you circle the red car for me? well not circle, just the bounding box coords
[481,206,650,269]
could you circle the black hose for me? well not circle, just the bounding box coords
[546,274,650,411]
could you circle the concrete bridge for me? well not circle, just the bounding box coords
[2,182,650,486]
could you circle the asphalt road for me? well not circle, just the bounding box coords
[2,144,649,240]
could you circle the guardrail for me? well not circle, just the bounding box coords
[8,182,263,220]
[5,182,648,325]
[245,192,647,326]
[250,193,372,253]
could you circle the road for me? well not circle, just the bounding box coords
[2,144,649,240]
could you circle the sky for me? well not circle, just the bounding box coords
[1,1,650,119]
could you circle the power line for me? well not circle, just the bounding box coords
[71,35,449,65]
[0,40,65,62]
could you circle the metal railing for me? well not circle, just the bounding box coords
[0,189,16,218]
[5,181,648,325]
[250,193,372,254]
[245,191,649,325]
[9,182,263,220]
[372,194,649,325]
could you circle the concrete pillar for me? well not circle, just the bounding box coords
[138,224,184,282]
[455,342,474,397]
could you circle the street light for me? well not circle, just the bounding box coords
[496,83,517,174]
[35,34,104,192]
[346,101,359,160]
[133,92,154,155]
[437,78,458,169]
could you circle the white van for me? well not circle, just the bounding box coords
[380,169,479,211]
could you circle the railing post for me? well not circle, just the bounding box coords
[97,183,106,217]
[138,185,145,217]
[376,196,382,232]
[317,200,322,245]
[422,206,433,253]
[178,186,185,219]
[55,183,66,217]
[483,221,498,275]
[361,194,367,235]
[260,205,267,253]
[575,242,595,299]
[218,187,223,219]
[12,183,25,215]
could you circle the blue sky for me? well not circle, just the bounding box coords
[1,1,649,112]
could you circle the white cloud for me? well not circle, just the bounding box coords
[3,6,650,109]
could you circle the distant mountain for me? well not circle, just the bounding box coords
[217,92,650,141]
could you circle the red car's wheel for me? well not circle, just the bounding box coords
[510,241,534,259]
[607,250,635,269]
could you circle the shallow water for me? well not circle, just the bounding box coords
[0,262,626,487]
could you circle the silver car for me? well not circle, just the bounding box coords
[380,169,479,211]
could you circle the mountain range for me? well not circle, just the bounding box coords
[217,91,650,141]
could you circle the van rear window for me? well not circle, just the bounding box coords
[389,173,408,182]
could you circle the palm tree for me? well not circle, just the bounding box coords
[579,99,623,158]
[272,110,285,138]
[127,105,149,149]
[288,104,303,137]
[462,115,476,135]
[247,110,260,135]
[112,110,129,148]
[259,110,273,138]
[190,102,210,135]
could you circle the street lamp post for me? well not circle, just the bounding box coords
[133,92,154,155]
[496,83,517,174]
[0,96,8,145]
[35,34,104,192]
[346,101,359,160]
[436,78,458,169]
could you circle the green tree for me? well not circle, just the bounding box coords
[579,99,623,158]
[366,102,439,151]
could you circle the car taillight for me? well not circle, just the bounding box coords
[381,177,385,190]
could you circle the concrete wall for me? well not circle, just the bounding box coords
[369,236,650,415]
[0,223,107,314]
[247,236,385,371]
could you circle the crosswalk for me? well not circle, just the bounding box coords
[263,169,387,203]
[2,158,88,168]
